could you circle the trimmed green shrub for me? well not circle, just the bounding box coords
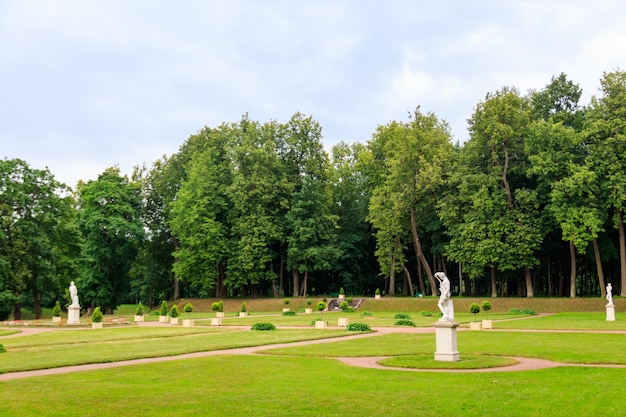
[316,301,327,312]
[360,311,373,316]
[91,307,103,323]
[346,297,353,303]
[306,299,312,306]
[0,344,5,353]
[150,310,160,316]
[211,300,224,312]
[251,322,275,331]
[347,323,371,332]
[509,308,521,314]
[339,287,345,295]
[344,307,355,313]
[240,302,247,313]
[160,300,168,316]
[284,298,290,305]
[170,304,179,318]
[469,302,480,319]
[135,302,144,316]
[339,301,350,311]
[419,310,433,317]
[394,319,416,327]
[394,313,411,319]
[375,288,381,296]
[184,303,193,317]
[521,309,536,315]
[481,300,491,318]
[282,310,297,316]
[52,301,62,317]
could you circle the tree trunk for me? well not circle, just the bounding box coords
[458,262,463,296]
[389,242,397,296]
[409,207,436,296]
[416,258,426,295]
[593,238,606,298]
[13,301,21,320]
[569,240,577,298]
[34,288,42,319]
[279,254,285,297]
[525,266,534,298]
[292,268,299,297]
[401,263,415,297]
[172,235,180,299]
[490,266,497,298]
[618,210,626,297]
[302,271,308,298]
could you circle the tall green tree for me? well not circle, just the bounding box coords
[283,113,340,296]
[77,167,144,313]
[442,88,541,297]
[0,158,81,319]
[586,70,626,295]
[367,108,454,296]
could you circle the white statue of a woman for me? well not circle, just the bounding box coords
[606,283,614,306]
[435,272,454,322]
[69,281,80,308]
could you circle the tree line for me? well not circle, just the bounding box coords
[1,70,626,319]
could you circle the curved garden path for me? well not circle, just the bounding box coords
[2,321,626,381]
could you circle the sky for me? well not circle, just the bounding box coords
[2,1,626,188]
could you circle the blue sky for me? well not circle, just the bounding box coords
[2,1,625,187]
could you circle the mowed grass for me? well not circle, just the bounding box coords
[0,327,347,373]
[0,354,625,417]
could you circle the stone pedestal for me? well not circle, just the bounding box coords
[338,317,349,328]
[606,304,616,321]
[434,321,460,362]
[67,306,81,325]
[211,317,222,326]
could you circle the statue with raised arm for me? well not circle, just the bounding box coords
[69,281,80,308]
[606,283,614,306]
[435,272,454,322]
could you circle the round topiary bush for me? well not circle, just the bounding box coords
[282,310,297,316]
[469,302,481,319]
[347,322,371,332]
[339,300,349,311]
[184,303,193,317]
[160,300,168,316]
[306,299,312,306]
[394,313,411,320]
[316,301,327,312]
[91,307,103,323]
[135,302,144,316]
[481,300,491,318]
[284,298,290,305]
[170,304,179,318]
[251,322,276,331]
[211,300,224,312]
[394,319,416,327]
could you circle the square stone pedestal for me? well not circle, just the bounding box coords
[606,304,616,321]
[434,321,460,362]
[67,306,81,325]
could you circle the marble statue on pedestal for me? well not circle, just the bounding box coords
[435,272,454,322]
[606,283,614,306]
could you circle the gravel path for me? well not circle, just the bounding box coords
[1,323,625,381]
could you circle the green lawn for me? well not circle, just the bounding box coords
[2,310,626,416]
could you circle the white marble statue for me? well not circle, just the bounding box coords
[69,281,80,308]
[606,283,614,306]
[435,272,454,322]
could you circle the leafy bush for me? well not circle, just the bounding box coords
[240,302,247,313]
[135,302,144,316]
[251,322,276,331]
[284,298,290,305]
[0,291,16,321]
[170,304,179,318]
[184,303,193,317]
[91,307,103,323]
[282,310,296,316]
[306,299,312,306]
[52,301,62,317]
[419,310,433,317]
[394,319,416,327]
[316,301,327,312]
[375,288,381,296]
[339,287,345,295]
[346,297,353,303]
[509,308,536,315]
[347,323,371,332]
[211,301,224,312]
[360,311,373,316]
[481,300,491,319]
[339,301,350,311]
[344,307,355,313]
[150,310,160,316]
[0,344,5,353]
[469,302,481,319]
[394,313,411,319]
[160,300,168,316]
